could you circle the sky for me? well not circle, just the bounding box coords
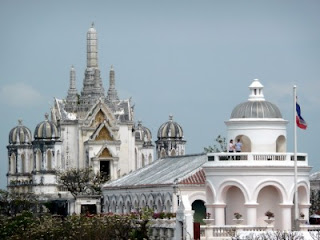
[0,0,319,189]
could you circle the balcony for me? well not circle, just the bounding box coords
[206,152,308,167]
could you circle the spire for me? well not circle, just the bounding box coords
[87,23,98,68]
[65,65,78,113]
[248,79,265,101]
[107,65,119,101]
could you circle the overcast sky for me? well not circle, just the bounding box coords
[0,0,319,189]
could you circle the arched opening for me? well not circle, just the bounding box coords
[56,151,61,169]
[36,150,42,171]
[192,200,206,225]
[235,135,251,152]
[171,149,176,156]
[47,150,52,170]
[10,153,16,174]
[160,148,166,158]
[29,154,33,172]
[135,149,138,169]
[276,135,286,152]
[141,154,145,167]
[257,186,282,229]
[225,186,246,225]
[21,154,25,173]
[148,154,152,165]
[118,201,124,214]
[165,199,172,213]
[156,198,162,213]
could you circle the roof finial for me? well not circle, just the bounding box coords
[45,113,49,121]
[169,114,173,121]
[18,119,23,125]
[91,22,95,28]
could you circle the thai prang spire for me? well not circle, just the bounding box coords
[79,23,105,112]
[107,65,119,101]
[65,65,78,112]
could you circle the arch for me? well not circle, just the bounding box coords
[147,194,155,210]
[10,153,16,174]
[21,153,26,173]
[140,194,147,209]
[141,154,145,167]
[217,180,250,203]
[160,148,166,158]
[155,194,164,213]
[56,151,61,169]
[276,135,286,152]
[253,180,287,203]
[235,135,251,152]
[118,195,124,214]
[36,150,42,171]
[205,181,216,204]
[148,154,152,165]
[171,149,176,156]
[135,148,138,169]
[289,181,310,205]
[192,200,206,225]
[256,185,282,229]
[47,150,52,170]
[225,186,246,225]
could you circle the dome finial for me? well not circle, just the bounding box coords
[91,22,95,28]
[18,119,23,125]
[138,120,142,126]
[44,113,49,121]
[169,114,173,121]
[248,78,265,101]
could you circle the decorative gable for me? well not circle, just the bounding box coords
[96,126,113,141]
[100,148,112,158]
[92,110,106,127]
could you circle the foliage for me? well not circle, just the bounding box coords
[0,190,39,216]
[0,211,152,240]
[264,210,274,219]
[234,212,242,219]
[152,211,176,219]
[57,167,107,198]
[204,134,227,153]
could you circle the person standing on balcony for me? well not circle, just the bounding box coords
[229,139,235,160]
[235,139,242,160]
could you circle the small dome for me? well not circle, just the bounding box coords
[231,101,282,119]
[34,113,59,140]
[230,79,282,119]
[9,120,32,144]
[135,121,152,146]
[157,115,183,139]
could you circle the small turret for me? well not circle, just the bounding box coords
[107,65,119,101]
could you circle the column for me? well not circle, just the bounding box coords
[245,203,258,226]
[279,203,293,231]
[205,203,215,219]
[213,203,226,226]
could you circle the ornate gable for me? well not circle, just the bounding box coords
[96,126,113,141]
[85,99,117,128]
[99,148,112,158]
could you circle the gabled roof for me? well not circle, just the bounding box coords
[103,154,207,189]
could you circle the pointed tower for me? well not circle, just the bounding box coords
[107,65,119,101]
[79,23,105,112]
[65,65,78,112]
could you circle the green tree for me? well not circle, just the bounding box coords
[204,135,227,153]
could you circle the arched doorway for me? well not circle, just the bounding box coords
[235,135,251,152]
[276,135,286,152]
[257,186,282,229]
[192,200,206,240]
[225,186,246,225]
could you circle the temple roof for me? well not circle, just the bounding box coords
[103,154,207,189]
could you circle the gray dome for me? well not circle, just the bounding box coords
[34,113,59,140]
[231,101,282,119]
[157,115,183,139]
[135,121,153,146]
[9,120,32,144]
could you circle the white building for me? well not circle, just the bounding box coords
[102,79,311,239]
[6,24,154,214]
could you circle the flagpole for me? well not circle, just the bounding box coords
[293,85,299,230]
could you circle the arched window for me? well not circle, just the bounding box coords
[148,154,152,164]
[56,151,61,169]
[141,154,145,167]
[29,153,33,172]
[160,148,166,158]
[36,150,42,171]
[171,149,176,156]
[235,135,251,152]
[276,135,286,152]
[10,153,16,174]
[21,154,25,173]
[47,150,52,170]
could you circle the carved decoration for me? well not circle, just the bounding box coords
[92,110,105,127]
[100,148,112,158]
[96,126,113,141]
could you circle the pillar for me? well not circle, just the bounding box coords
[205,203,215,219]
[213,203,226,226]
[245,203,258,226]
[279,203,293,231]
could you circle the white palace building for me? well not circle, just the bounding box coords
[6,24,312,238]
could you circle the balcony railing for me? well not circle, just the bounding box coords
[206,152,308,166]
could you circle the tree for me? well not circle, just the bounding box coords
[57,167,107,198]
[204,134,227,153]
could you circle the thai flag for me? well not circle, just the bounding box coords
[296,102,307,130]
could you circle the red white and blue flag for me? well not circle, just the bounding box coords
[296,102,307,130]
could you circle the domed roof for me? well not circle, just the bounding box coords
[135,121,152,146]
[157,115,184,139]
[9,120,32,144]
[34,113,60,140]
[230,79,282,119]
